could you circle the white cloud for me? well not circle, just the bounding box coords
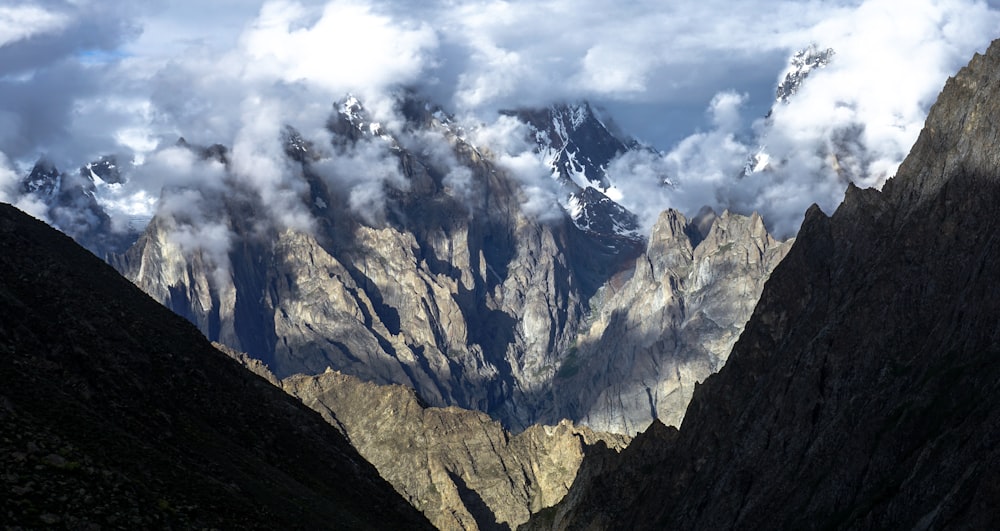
[240,0,438,98]
[311,132,410,226]
[0,0,998,241]
[156,187,234,286]
[0,4,69,47]
[465,114,564,222]
[602,0,1000,237]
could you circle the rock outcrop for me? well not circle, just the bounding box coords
[542,207,791,433]
[280,369,628,531]
[0,202,432,530]
[524,39,1000,530]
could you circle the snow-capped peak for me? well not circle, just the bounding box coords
[334,95,393,143]
[776,44,835,104]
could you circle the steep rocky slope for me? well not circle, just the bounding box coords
[116,102,629,432]
[542,207,790,433]
[115,99,787,434]
[281,369,628,531]
[524,39,1000,530]
[0,203,432,529]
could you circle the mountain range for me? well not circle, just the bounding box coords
[99,93,786,436]
[6,40,1000,530]
[524,37,1000,531]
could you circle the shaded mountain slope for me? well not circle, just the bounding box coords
[0,203,432,529]
[525,39,1000,531]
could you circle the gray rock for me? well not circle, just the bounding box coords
[116,100,787,436]
[523,38,1000,531]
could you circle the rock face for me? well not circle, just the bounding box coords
[505,102,642,239]
[524,40,1000,530]
[0,203,432,530]
[116,102,624,431]
[114,98,787,434]
[542,207,791,434]
[278,368,628,531]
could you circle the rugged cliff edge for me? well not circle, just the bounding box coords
[524,40,1000,530]
[0,203,432,530]
[284,369,628,531]
[221,343,628,530]
[545,207,790,433]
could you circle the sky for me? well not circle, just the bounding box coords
[1,0,999,239]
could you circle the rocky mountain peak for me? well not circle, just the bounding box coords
[885,38,1000,213]
[82,155,123,185]
[506,101,626,191]
[330,94,392,141]
[500,101,644,242]
[22,159,62,198]
[776,44,835,104]
[17,157,138,258]
[537,207,791,434]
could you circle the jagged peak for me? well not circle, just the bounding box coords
[330,94,393,141]
[883,39,1000,212]
[174,137,230,164]
[776,44,835,104]
[21,158,62,198]
[83,155,123,185]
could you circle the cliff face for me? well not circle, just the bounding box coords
[280,369,627,531]
[115,100,787,435]
[116,106,624,432]
[525,40,1000,530]
[0,203,431,530]
[545,207,790,433]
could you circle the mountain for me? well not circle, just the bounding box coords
[775,44,835,104]
[17,156,140,258]
[113,95,787,434]
[539,207,790,434]
[269,362,629,530]
[745,44,835,176]
[503,102,643,241]
[0,202,432,529]
[524,39,1000,530]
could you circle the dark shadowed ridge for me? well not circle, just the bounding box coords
[0,203,433,529]
[524,39,1000,530]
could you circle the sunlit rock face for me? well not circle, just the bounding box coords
[115,96,787,434]
[544,207,791,434]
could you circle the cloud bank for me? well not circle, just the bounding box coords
[605,0,1000,237]
[0,0,997,243]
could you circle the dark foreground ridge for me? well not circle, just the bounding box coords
[525,40,1000,530]
[0,204,432,529]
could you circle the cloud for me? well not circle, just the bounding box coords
[464,114,564,222]
[156,187,234,286]
[240,0,438,98]
[606,0,1000,237]
[0,0,998,243]
[311,133,410,226]
[0,4,69,47]
[608,92,750,232]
